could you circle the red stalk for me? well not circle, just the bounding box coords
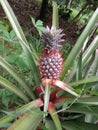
[35,87,44,99]
[35,87,42,95]
[50,88,61,100]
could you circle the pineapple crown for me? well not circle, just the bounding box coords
[41,26,65,51]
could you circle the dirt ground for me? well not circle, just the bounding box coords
[0,0,41,26]
[0,0,79,44]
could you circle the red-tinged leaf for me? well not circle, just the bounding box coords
[42,79,79,97]
[35,98,44,107]
[0,99,43,124]
[48,102,62,130]
[53,80,79,97]
[7,111,43,130]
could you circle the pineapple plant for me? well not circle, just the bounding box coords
[39,26,64,80]
[1,0,98,130]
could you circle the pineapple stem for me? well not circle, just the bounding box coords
[52,0,59,29]
[43,83,50,118]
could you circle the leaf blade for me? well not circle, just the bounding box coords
[0,76,29,102]
[7,111,43,130]
[0,56,35,99]
[61,8,98,79]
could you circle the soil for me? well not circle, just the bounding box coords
[0,0,79,44]
[0,0,41,26]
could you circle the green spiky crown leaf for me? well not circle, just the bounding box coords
[41,26,65,50]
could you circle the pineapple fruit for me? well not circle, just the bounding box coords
[39,26,64,80]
